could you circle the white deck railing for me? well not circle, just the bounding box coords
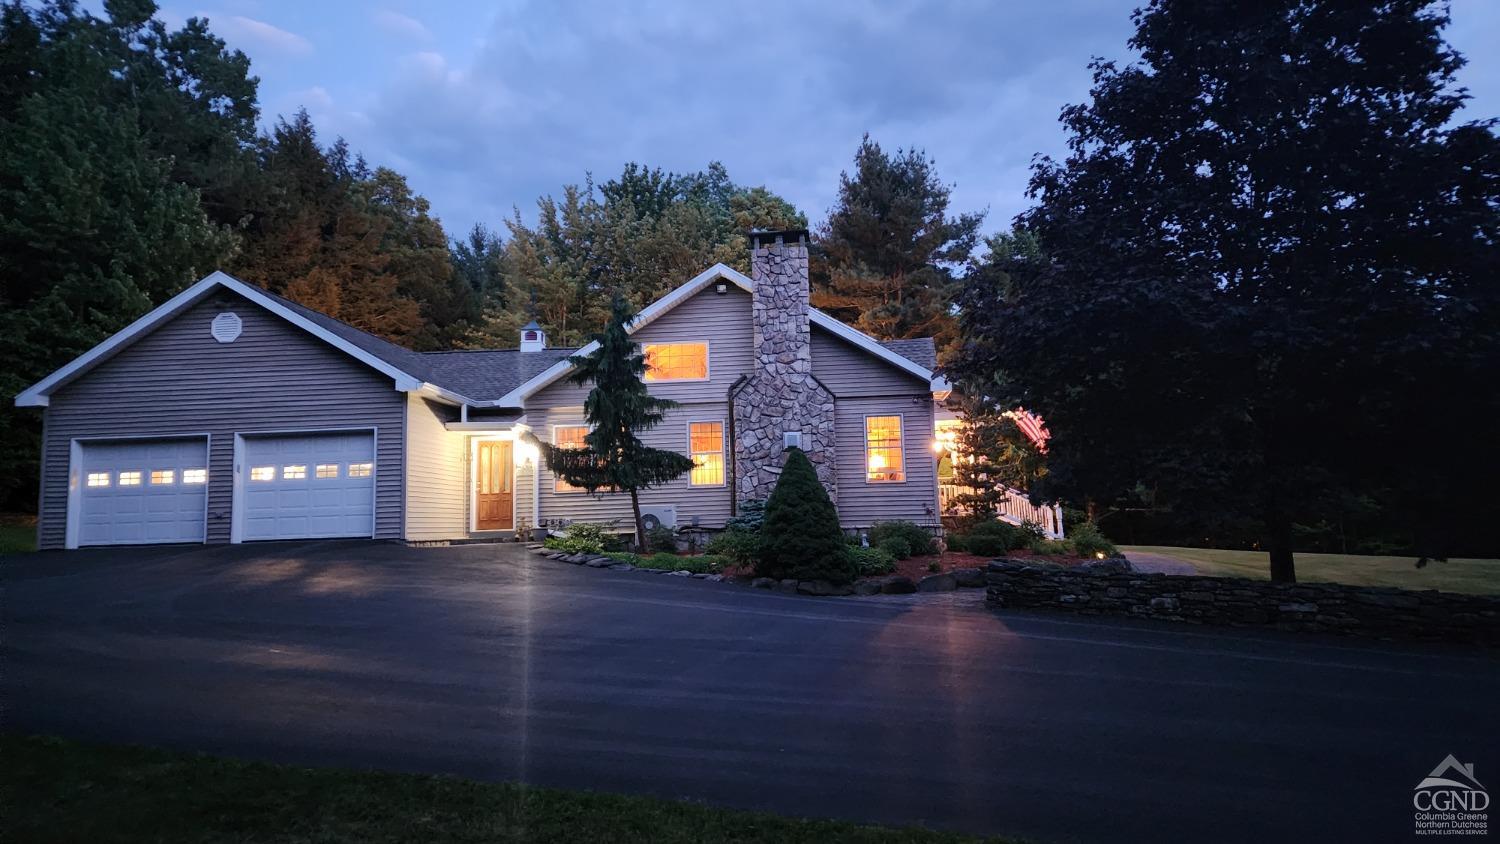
[939,483,1065,539]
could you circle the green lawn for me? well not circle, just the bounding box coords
[0,522,36,554]
[1,735,1016,844]
[1121,545,1500,595]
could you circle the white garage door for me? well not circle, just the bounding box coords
[79,438,208,546]
[241,432,375,541]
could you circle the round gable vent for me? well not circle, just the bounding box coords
[211,311,243,344]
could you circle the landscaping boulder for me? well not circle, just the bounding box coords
[751,577,776,589]
[853,580,883,596]
[919,573,958,592]
[585,557,613,568]
[609,563,635,572]
[667,570,692,577]
[777,579,800,593]
[881,576,918,594]
[952,568,986,588]
[1078,555,1134,574]
[797,580,854,597]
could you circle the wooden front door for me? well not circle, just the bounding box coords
[475,440,513,531]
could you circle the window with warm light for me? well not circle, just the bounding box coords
[183,469,207,484]
[282,465,306,480]
[250,466,274,481]
[316,464,338,479]
[689,421,724,486]
[118,471,142,486]
[86,472,110,487]
[348,463,372,478]
[150,469,174,485]
[643,342,708,381]
[553,426,589,493]
[865,416,905,483]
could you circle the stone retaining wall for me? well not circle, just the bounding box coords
[985,559,1500,646]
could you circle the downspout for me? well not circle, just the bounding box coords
[726,375,750,517]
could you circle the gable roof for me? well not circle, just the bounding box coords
[16,266,942,409]
[492,263,940,407]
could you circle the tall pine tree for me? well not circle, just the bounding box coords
[534,295,695,551]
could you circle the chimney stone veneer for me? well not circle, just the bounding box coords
[732,231,837,503]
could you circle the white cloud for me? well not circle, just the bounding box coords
[218,15,313,56]
[375,10,433,42]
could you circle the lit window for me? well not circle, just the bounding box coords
[553,426,589,493]
[348,462,372,478]
[86,472,110,487]
[643,343,708,381]
[118,471,142,486]
[250,466,274,481]
[150,469,175,485]
[183,469,207,484]
[689,421,724,486]
[865,416,905,483]
[316,464,338,479]
[282,465,306,480]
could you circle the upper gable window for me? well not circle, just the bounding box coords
[643,343,708,381]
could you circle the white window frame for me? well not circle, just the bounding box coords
[863,413,907,485]
[183,468,208,485]
[641,341,711,383]
[249,466,275,481]
[550,423,592,494]
[686,418,726,487]
[86,472,111,488]
[150,469,175,485]
[315,464,338,479]
[118,471,142,486]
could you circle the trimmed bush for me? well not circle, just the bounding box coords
[705,528,761,568]
[1069,521,1118,558]
[849,546,897,576]
[948,519,1030,557]
[945,533,967,553]
[759,448,854,583]
[646,525,678,555]
[726,499,767,532]
[870,521,937,556]
[959,533,1011,557]
[876,537,912,560]
[1027,537,1074,556]
[543,522,617,554]
[604,552,728,574]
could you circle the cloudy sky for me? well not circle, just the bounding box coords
[162,0,1500,239]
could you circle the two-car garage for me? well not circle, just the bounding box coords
[73,431,376,547]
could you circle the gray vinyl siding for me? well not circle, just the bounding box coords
[528,285,750,531]
[531,403,734,530]
[404,395,466,541]
[530,285,753,407]
[514,457,535,535]
[834,396,939,529]
[37,291,406,549]
[811,326,930,397]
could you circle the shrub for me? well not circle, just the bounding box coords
[849,546,896,576]
[543,521,617,554]
[705,528,761,568]
[726,499,767,533]
[1068,521,1118,558]
[759,448,854,583]
[646,525,678,555]
[1028,537,1074,556]
[927,561,941,573]
[959,533,1012,557]
[870,521,936,557]
[876,537,912,560]
[945,533,967,553]
[604,551,728,573]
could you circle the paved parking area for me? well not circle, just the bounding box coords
[4,540,1497,843]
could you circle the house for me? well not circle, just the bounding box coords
[15,230,955,550]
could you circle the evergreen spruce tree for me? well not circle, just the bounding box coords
[535,295,695,551]
[760,448,854,584]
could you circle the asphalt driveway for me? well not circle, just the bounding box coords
[4,541,1496,843]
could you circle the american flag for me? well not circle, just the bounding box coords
[1006,409,1050,451]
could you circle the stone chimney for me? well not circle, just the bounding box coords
[731,230,837,503]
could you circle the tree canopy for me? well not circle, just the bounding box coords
[813,135,984,358]
[948,0,1500,580]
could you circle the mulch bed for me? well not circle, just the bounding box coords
[893,548,1092,582]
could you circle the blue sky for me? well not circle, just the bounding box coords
[159,1,1500,240]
